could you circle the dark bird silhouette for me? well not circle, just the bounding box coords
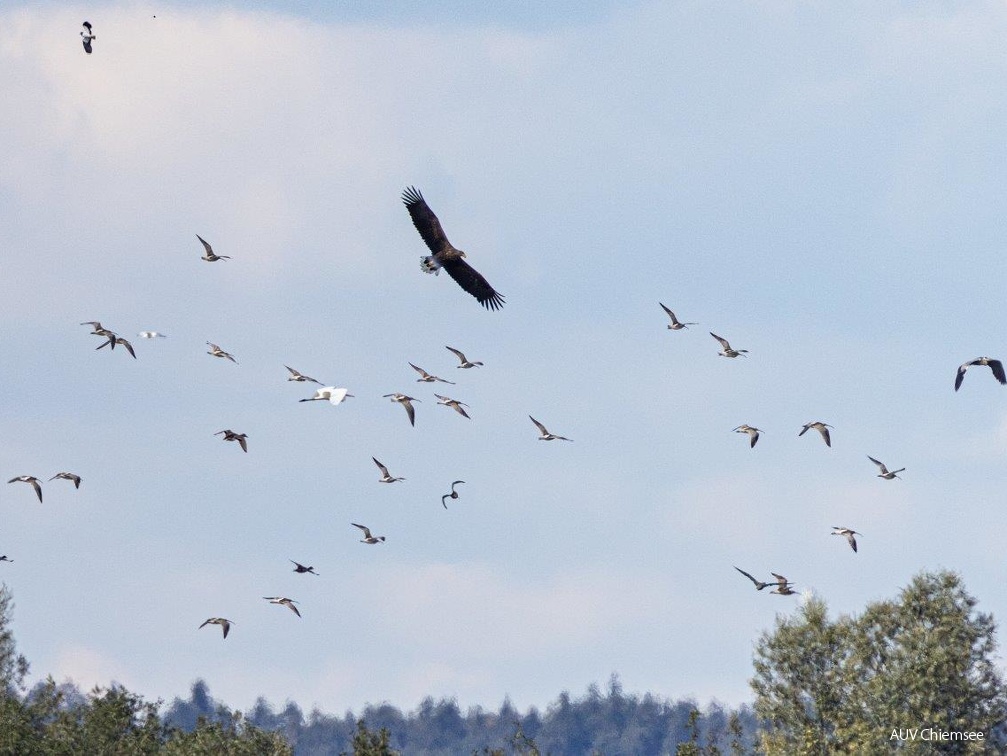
[81,21,95,54]
[441,480,465,508]
[291,560,319,576]
[402,186,504,310]
[955,357,1006,391]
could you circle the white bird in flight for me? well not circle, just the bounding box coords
[300,387,353,405]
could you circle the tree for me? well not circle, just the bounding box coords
[752,570,1007,754]
[343,718,398,756]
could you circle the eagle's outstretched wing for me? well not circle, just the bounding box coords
[402,186,451,254]
[441,256,505,311]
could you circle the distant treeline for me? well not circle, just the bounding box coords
[161,676,757,755]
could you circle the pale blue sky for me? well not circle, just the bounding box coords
[1,0,1006,715]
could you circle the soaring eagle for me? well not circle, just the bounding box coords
[402,186,504,311]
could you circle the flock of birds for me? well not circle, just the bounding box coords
[654,304,1007,598]
[52,15,1007,644]
[46,32,569,637]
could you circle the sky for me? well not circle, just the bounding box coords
[2,0,1007,719]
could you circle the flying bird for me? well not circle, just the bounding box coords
[352,523,385,544]
[372,457,405,483]
[445,346,483,368]
[197,235,230,262]
[799,421,833,448]
[290,560,319,576]
[732,425,762,448]
[769,573,797,595]
[49,472,82,489]
[402,186,504,310]
[434,394,470,419]
[382,393,419,426]
[831,527,861,553]
[867,456,904,480]
[7,476,42,503]
[441,480,465,509]
[81,321,116,339]
[529,415,572,441]
[206,342,237,363]
[954,357,1006,392]
[409,362,455,384]
[733,566,775,591]
[199,617,233,638]
[710,332,748,358]
[263,597,301,617]
[96,335,136,358]
[80,21,95,54]
[300,387,353,405]
[285,365,323,385]
[659,303,696,330]
[137,331,167,339]
[0,556,12,564]
[214,429,248,453]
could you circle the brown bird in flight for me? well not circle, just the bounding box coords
[402,186,504,310]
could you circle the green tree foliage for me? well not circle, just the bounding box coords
[343,718,398,755]
[751,570,1007,754]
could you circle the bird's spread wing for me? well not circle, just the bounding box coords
[352,523,372,538]
[196,235,213,255]
[734,566,758,585]
[991,359,1007,385]
[402,187,452,254]
[529,416,547,434]
[710,333,729,348]
[440,256,505,311]
[446,346,466,362]
[372,458,388,475]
